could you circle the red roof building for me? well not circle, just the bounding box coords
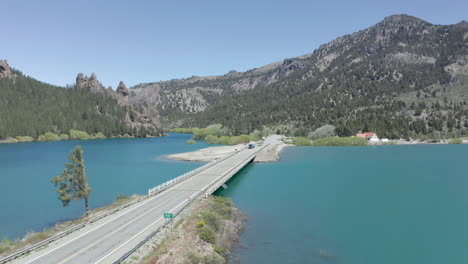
[356,132,376,140]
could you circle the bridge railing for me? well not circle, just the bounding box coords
[204,143,269,198]
[0,148,244,264]
[147,149,242,196]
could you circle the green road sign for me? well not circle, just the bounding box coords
[164,213,174,218]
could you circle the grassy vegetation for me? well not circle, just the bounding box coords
[312,137,368,146]
[203,134,260,145]
[0,129,113,144]
[38,132,61,142]
[291,137,312,146]
[69,129,91,140]
[168,125,263,146]
[449,138,463,144]
[187,139,196,144]
[142,196,240,264]
[15,136,34,142]
[165,128,196,134]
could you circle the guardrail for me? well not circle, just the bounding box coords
[113,196,193,264]
[0,194,153,264]
[204,143,269,198]
[0,223,85,264]
[147,149,242,196]
[1,143,262,264]
[113,144,269,263]
[0,149,242,264]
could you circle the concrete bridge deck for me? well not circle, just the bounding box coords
[7,138,274,264]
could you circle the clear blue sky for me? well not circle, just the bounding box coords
[2,0,466,88]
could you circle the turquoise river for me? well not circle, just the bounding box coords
[1,134,468,264]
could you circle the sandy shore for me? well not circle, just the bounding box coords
[166,144,246,162]
[166,135,288,163]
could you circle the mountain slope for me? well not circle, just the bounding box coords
[0,61,161,139]
[132,14,468,139]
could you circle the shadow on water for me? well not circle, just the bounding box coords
[213,162,256,196]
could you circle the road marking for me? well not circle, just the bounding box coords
[20,148,261,264]
[59,194,189,264]
[22,176,196,264]
[94,191,200,264]
[93,159,254,263]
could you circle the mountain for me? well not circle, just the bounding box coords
[130,14,468,139]
[0,61,161,139]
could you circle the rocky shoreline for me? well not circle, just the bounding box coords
[124,197,244,264]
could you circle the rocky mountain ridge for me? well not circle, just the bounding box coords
[129,14,468,131]
[0,60,13,78]
[74,73,160,132]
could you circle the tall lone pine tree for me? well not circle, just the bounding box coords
[51,146,92,213]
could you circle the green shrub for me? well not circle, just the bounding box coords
[214,245,229,258]
[308,124,336,140]
[212,197,234,219]
[193,128,217,140]
[312,137,368,146]
[198,226,216,243]
[203,212,221,232]
[116,194,129,201]
[292,137,312,146]
[204,134,220,144]
[59,134,69,140]
[93,132,106,139]
[16,136,34,142]
[196,220,205,228]
[449,138,463,144]
[69,129,91,140]
[1,137,18,144]
[166,127,196,134]
[38,132,60,142]
[187,139,196,144]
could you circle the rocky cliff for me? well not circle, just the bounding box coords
[0,60,13,78]
[74,73,161,133]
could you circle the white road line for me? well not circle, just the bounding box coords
[21,149,257,264]
[94,191,199,264]
[94,164,245,263]
[22,176,195,264]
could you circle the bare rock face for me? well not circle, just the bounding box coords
[116,81,129,96]
[455,20,468,29]
[0,60,13,78]
[75,73,106,93]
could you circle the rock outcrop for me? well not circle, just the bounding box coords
[75,73,106,93]
[0,60,13,78]
[74,73,161,134]
[116,81,129,96]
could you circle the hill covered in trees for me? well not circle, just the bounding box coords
[132,15,468,139]
[0,61,161,140]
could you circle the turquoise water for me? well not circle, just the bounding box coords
[217,145,468,264]
[0,133,209,239]
[2,137,468,263]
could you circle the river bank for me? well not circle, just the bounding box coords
[123,196,244,264]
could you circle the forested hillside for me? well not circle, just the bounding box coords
[151,15,468,139]
[0,66,159,140]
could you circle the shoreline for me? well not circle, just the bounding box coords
[166,135,289,163]
[0,194,142,258]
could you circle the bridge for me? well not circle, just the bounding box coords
[4,137,276,264]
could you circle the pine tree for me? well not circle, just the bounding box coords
[51,146,92,213]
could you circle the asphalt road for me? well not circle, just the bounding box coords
[11,144,264,264]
